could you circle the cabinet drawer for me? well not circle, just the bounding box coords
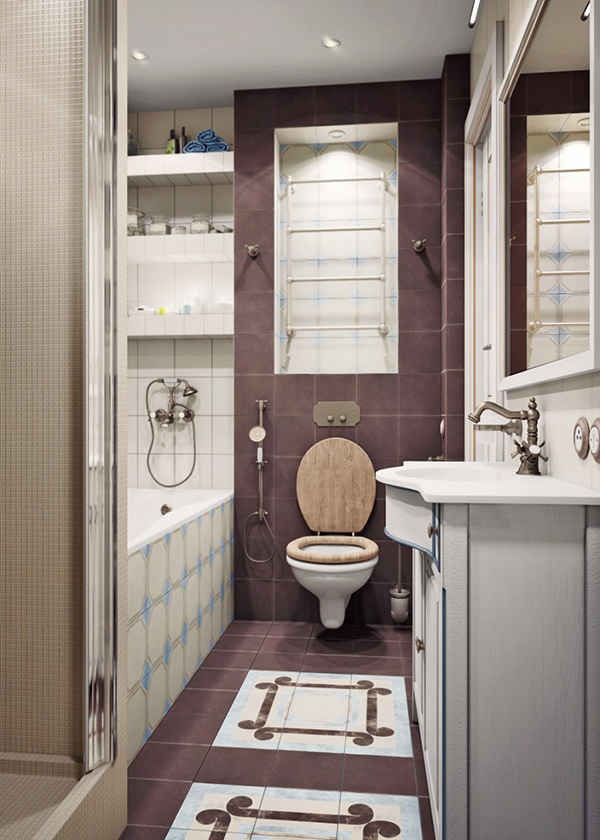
[384,486,440,567]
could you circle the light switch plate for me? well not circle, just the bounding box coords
[312,401,360,427]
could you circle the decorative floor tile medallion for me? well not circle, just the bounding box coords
[213,671,412,757]
[165,784,423,840]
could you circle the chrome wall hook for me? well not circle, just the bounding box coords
[244,243,260,258]
[412,238,427,253]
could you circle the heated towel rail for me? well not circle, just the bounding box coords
[527,164,590,335]
[283,172,395,338]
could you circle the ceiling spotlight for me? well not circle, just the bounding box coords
[329,129,346,139]
[130,50,149,62]
[581,3,591,21]
[578,117,591,127]
[468,0,483,28]
[322,37,341,49]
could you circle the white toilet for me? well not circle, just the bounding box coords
[285,438,379,629]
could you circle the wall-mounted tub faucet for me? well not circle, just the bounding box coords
[469,397,547,476]
[145,378,198,487]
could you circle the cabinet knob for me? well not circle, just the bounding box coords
[427,523,438,538]
[415,637,425,654]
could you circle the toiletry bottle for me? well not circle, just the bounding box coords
[166,129,179,155]
[127,129,138,156]
[179,126,187,153]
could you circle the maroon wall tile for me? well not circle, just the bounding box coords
[274,86,316,127]
[398,373,441,416]
[356,373,399,415]
[442,279,465,326]
[274,580,318,621]
[399,331,442,374]
[526,71,570,115]
[441,144,464,190]
[234,89,274,129]
[315,84,356,125]
[442,54,470,100]
[398,289,441,332]
[233,129,275,170]
[234,210,274,254]
[233,579,274,620]
[235,169,275,212]
[571,70,590,113]
[235,292,276,334]
[398,162,441,206]
[398,415,443,460]
[442,189,464,237]
[273,456,302,498]
[443,234,465,280]
[398,247,441,291]
[315,373,357,402]
[443,96,470,145]
[234,374,274,413]
[273,373,315,414]
[398,79,441,121]
[356,81,399,123]
[356,415,400,460]
[235,333,274,375]
[398,121,441,164]
[235,250,274,293]
[399,204,441,249]
[273,414,316,456]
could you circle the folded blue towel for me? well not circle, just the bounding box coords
[197,129,219,143]
[205,142,230,152]
[183,140,207,153]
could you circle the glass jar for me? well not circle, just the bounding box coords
[190,213,211,234]
[170,224,187,235]
[149,214,171,235]
[127,206,145,234]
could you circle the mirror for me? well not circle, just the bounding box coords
[506,0,590,375]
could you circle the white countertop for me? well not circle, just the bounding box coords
[376,461,600,505]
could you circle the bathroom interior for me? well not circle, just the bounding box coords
[1,0,599,839]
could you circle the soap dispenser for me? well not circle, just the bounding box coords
[166,129,179,155]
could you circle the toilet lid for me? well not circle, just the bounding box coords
[296,438,376,533]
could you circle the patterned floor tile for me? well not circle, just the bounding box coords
[212,670,412,757]
[166,782,266,838]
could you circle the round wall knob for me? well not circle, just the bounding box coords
[574,417,590,460]
[591,419,600,463]
[340,415,346,423]
[327,415,334,423]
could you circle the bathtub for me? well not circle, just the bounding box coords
[127,487,234,762]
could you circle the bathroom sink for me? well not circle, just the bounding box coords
[376,461,600,505]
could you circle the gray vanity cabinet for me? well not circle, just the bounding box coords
[384,486,600,840]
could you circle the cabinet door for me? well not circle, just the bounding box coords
[423,558,442,836]
[412,549,425,725]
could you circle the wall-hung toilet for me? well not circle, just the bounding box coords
[285,438,379,629]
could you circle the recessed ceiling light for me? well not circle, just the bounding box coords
[329,130,346,139]
[130,50,149,62]
[468,0,482,28]
[581,3,591,21]
[322,37,341,49]
[578,117,590,127]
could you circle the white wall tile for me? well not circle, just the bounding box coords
[212,107,234,147]
[138,110,175,151]
[138,339,176,376]
[212,338,234,375]
[175,338,213,376]
[175,108,212,143]
[212,377,234,415]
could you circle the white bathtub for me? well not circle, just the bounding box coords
[127,488,233,554]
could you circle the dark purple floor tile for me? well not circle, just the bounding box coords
[213,634,264,652]
[419,798,436,840]
[128,742,209,782]
[259,635,310,654]
[201,650,257,670]
[342,755,416,795]
[119,828,168,840]
[252,652,305,671]
[402,657,413,677]
[352,656,404,677]
[269,750,344,790]
[306,638,354,656]
[149,713,224,746]
[353,640,403,658]
[127,779,191,827]
[354,624,410,641]
[169,688,236,718]
[268,621,314,638]
[186,667,247,691]
[410,726,428,796]
[195,746,275,786]
[312,624,355,641]
[302,654,353,675]
[223,620,273,636]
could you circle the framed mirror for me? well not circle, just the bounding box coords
[498,0,598,390]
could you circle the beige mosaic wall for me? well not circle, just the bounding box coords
[1,0,128,837]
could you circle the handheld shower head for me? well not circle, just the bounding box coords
[249,425,266,443]
[181,379,198,397]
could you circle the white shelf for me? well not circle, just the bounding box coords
[127,233,233,264]
[127,152,234,187]
[128,314,233,339]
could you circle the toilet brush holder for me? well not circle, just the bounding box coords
[390,586,410,623]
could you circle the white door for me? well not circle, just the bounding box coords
[412,549,425,725]
[423,558,442,838]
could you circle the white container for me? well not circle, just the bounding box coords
[149,214,171,235]
[191,213,211,234]
[390,586,410,623]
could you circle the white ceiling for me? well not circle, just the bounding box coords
[128,0,475,111]
[521,0,589,74]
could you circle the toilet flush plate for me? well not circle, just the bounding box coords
[313,400,360,427]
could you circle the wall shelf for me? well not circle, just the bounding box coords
[127,233,233,264]
[127,151,234,187]
[128,314,233,339]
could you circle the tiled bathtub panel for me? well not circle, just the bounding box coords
[127,501,234,762]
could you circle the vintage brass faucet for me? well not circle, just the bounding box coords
[468,397,548,476]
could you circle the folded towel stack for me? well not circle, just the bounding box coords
[184,129,230,153]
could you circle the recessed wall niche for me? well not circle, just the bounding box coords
[275,123,398,374]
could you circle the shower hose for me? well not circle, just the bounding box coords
[145,381,197,488]
[243,462,276,564]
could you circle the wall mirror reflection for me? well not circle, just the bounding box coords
[507,0,590,375]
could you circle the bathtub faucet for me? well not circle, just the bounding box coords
[468,397,547,476]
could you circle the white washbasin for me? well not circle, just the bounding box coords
[376,461,600,505]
